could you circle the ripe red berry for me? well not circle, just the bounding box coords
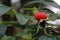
[34,12,47,21]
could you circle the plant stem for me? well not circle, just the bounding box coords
[43,27,53,36]
[33,21,40,35]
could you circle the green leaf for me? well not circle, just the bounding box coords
[39,8,58,20]
[23,15,37,25]
[1,35,12,40]
[14,12,28,25]
[41,0,60,9]
[24,0,60,9]
[28,16,37,24]
[46,10,58,20]
[15,29,29,37]
[38,35,57,40]
[15,28,33,40]
[3,21,17,26]
[22,33,33,40]
[0,25,7,36]
[10,37,16,40]
[6,9,14,15]
[0,4,11,16]
[32,7,39,14]
[0,18,3,25]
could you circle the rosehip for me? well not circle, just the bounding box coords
[34,12,47,21]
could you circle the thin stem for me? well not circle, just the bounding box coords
[43,27,53,36]
[22,8,32,10]
[33,21,40,35]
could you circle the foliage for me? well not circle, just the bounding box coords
[0,0,60,40]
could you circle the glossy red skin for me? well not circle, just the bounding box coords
[34,12,47,21]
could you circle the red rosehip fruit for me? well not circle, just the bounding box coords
[34,12,47,21]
